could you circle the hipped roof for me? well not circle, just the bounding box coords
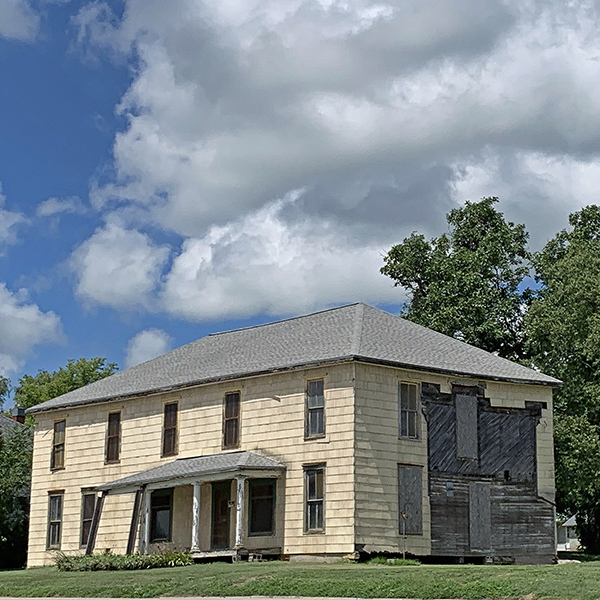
[28,303,560,415]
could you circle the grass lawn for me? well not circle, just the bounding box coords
[1,560,599,600]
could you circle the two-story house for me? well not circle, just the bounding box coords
[27,303,559,566]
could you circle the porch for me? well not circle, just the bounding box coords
[88,451,286,559]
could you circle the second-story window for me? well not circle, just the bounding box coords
[306,379,325,438]
[399,382,419,439]
[106,412,121,463]
[223,392,240,448]
[162,402,178,457]
[51,420,66,469]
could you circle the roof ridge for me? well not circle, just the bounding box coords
[207,303,363,337]
[350,303,364,355]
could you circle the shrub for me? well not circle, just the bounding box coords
[367,556,420,566]
[54,550,194,571]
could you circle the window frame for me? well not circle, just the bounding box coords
[51,419,66,470]
[305,378,325,439]
[161,401,179,457]
[105,411,121,464]
[304,464,325,534]
[150,488,174,543]
[398,382,420,439]
[47,491,64,549]
[222,391,241,449]
[80,490,97,548]
[248,478,276,537]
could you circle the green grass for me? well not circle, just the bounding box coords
[1,560,600,599]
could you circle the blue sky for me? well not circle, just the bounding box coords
[1,0,599,398]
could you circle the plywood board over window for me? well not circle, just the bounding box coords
[455,393,478,460]
[398,465,423,535]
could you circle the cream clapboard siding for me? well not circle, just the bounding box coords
[28,364,355,567]
[353,363,555,555]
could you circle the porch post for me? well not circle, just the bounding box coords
[235,476,246,548]
[191,482,201,551]
[141,488,151,554]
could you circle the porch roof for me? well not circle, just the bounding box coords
[97,451,285,491]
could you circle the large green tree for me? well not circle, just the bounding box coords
[527,205,600,552]
[381,197,530,359]
[14,357,118,410]
[0,424,32,569]
[0,376,10,409]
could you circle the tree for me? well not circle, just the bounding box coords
[0,424,32,569]
[0,376,9,409]
[381,197,530,359]
[14,357,118,410]
[527,205,600,552]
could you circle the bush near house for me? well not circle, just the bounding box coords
[54,550,193,571]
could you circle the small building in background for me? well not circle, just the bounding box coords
[557,515,580,552]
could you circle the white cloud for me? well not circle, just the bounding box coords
[70,222,170,309]
[37,196,86,217]
[0,0,40,41]
[67,0,600,319]
[161,192,402,320]
[124,328,173,368]
[0,182,27,250]
[0,283,63,376]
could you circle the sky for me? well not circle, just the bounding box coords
[1,0,600,396]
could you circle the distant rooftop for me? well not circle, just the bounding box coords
[28,303,560,414]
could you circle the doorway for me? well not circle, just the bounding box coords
[211,481,231,549]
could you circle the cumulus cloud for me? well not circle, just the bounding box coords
[0,0,40,41]
[70,222,170,310]
[68,0,600,319]
[125,328,173,368]
[0,283,63,376]
[0,182,27,251]
[37,196,86,217]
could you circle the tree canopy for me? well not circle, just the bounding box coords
[14,357,118,410]
[381,197,530,359]
[526,205,600,551]
[0,377,9,409]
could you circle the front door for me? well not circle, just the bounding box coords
[211,481,231,549]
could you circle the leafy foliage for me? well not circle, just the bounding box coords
[54,550,194,571]
[14,357,118,410]
[527,205,600,552]
[381,197,530,359]
[0,424,32,569]
[0,376,10,409]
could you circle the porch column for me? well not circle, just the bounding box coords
[191,482,201,551]
[235,476,246,548]
[141,488,151,554]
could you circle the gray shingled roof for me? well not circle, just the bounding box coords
[0,414,24,434]
[28,303,560,414]
[97,451,284,491]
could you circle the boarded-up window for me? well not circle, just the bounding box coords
[162,402,178,456]
[106,412,121,463]
[455,393,478,460]
[399,383,419,438]
[398,465,423,535]
[306,379,325,437]
[469,481,491,550]
[51,420,65,469]
[223,392,241,448]
[80,492,97,547]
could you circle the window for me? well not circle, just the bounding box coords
[162,402,178,456]
[150,489,173,542]
[304,465,325,533]
[399,383,418,439]
[248,479,276,536]
[47,492,64,549]
[106,412,121,463]
[306,379,325,438]
[51,420,66,469]
[223,392,240,449]
[398,465,423,535]
[80,492,97,547]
